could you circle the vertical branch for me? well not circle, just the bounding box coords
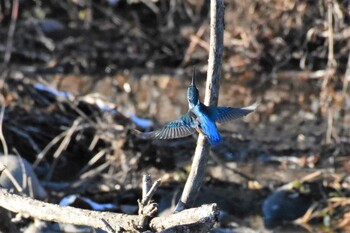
[322,0,336,89]
[0,105,8,155]
[175,0,224,212]
[0,0,19,89]
[204,0,224,106]
[142,174,152,202]
[3,0,18,66]
[174,135,209,212]
[342,53,350,94]
[322,0,337,144]
[326,0,335,70]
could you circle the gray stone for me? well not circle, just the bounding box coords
[0,155,47,200]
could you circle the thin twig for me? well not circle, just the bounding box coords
[0,105,8,155]
[0,162,23,194]
[140,0,159,14]
[183,24,208,65]
[16,153,28,194]
[342,52,350,94]
[326,0,336,70]
[142,178,162,206]
[142,174,152,202]
[61,161,111,192]
[0,0,18,91]
[2,0,19,67]
[79,161,111,180]
[100,218,116,233]
[174,0,224,212]
[46,118,82,180]
[33,125,92,168]
[8,126,41,154]
[138,174,161,222]
[77,148,108,175]
[322,0,336,89]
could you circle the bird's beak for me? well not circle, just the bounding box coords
[191,67,196,87]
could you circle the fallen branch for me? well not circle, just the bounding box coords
[0,188,142,232]
[0,187,218,233]
[151,204,218,232]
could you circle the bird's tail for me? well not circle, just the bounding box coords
[199,114,223,146]
[207,134,223,146]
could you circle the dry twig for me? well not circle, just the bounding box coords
[0,188,218,232]
[0,105,8,155]
[183,24,208,65]
[46,118,82,180]
[342,53,350,94]
[2,0,19,69]
[175,0,224,212]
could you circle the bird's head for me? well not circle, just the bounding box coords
[187,68,200,108]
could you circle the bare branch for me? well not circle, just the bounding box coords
[142,174,152,202]
[326,0,336,70]
[0,105,8,155]
[138,175,161,230]
[342,50,350,94]
[175,0,224,212]
[151,204,218,232]
[0,188,141,231]
[3,0,19,66]
[142,178,161,206]
[46,118,82,180]
[0,188,218,232]
[204,0,224,107]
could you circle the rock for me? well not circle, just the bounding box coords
[0,155,47,200]
[262,190,311,229]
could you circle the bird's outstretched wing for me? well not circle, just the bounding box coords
[208,102,258,123]
[138,112,197,140]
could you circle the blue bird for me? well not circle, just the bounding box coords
[138,69,257,146]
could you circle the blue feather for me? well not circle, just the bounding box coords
[207,102,258,123]
[193,105,222,146]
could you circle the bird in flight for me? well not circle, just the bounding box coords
[138,69,257,146]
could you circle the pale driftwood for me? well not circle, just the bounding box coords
[151,204,218,232]
[174,0,224,212]
[0,188,218,232]
[0,188,142,232]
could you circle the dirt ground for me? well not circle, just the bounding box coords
[1,0,350,232]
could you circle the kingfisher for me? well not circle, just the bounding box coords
[138,69,257,146]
